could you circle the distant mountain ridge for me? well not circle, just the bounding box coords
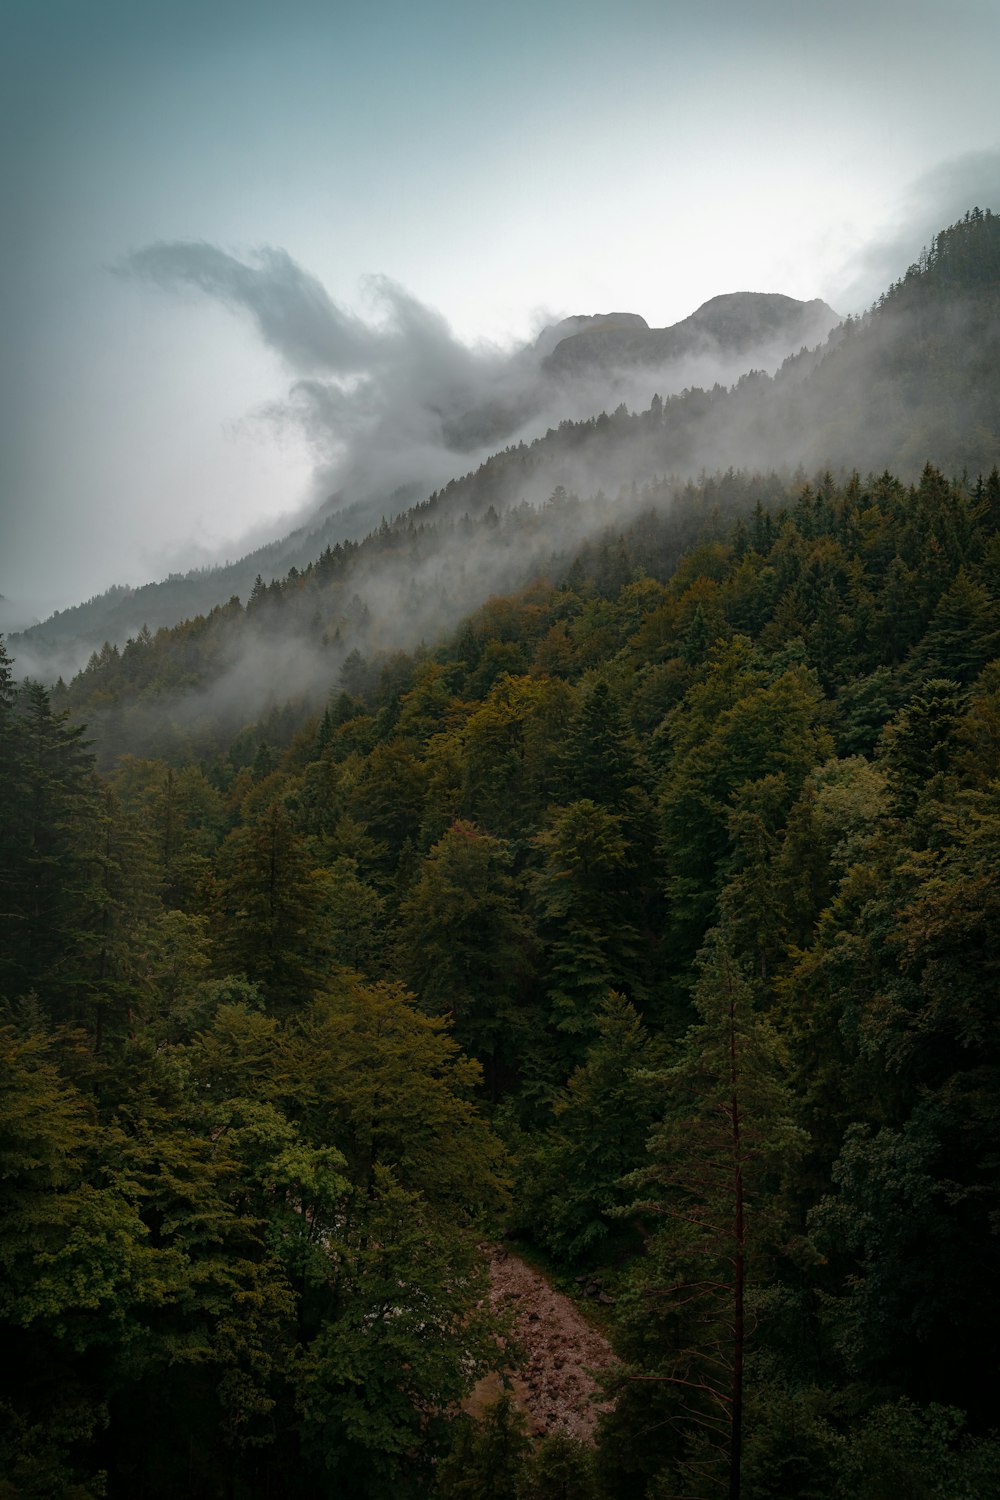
[10,291,843,679]
[543,292,840,375]
[530,311,651,358]
[12,210,1000,693]
[19,208,1000,765]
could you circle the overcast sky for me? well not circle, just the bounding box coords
[3,0,1000,625]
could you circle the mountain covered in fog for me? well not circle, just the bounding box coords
[11,209,1000,705]
[10,227,1000,1500]
[9,290,839,678]
[541,292,839,375]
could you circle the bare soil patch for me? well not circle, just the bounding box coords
[465,1245,618,1443]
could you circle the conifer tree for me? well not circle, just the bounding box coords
[609,936,804,1500]
[535,992,661,1263]
[396,821,536,1095]
[532,800,645,1069]
[561,678,642,808]
[214,801,326,1008]
[0,679,103,1026]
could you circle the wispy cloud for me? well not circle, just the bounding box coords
[120,241,541,515]
[119,239,844,539]
[831,149,1000,312]
[120,242,379,373]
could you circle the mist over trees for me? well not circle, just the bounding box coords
[4,210,1000,1497]
[15,208,1000,691]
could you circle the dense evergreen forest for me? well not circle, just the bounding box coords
[5,213,1000,1497]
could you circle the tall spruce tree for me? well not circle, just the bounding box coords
[0,678,103,1028]
[606,935,804,1500]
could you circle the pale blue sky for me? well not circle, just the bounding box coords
[3,0,1000,619]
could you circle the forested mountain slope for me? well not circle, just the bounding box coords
[17,210,1000,730]
[5,477,426,684]
[542,291,838,375]
[4,210,1000,1499]
[10,288,838,683]
[4,453,1000,1496]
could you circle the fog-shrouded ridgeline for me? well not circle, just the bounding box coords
[9,275,839,684]
[11,209,1000,762]
[540,293,840,379]
[8,212,1000,1500]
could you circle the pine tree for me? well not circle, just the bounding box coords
[536,993,661,1263]
[214,801,326,1008]
[0,680,103,1026]
[608,935,804,1500]
[561,679,643,809]
[396,821,535,1096]
[532,800,645,1070]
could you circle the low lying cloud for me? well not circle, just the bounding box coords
[119,241,841,545]
[120,242,553,531]
[121,242,378,373]
[830,149,1000,313]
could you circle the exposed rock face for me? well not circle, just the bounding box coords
[531,311,650,360]
[465,1246,618,1443]
[543,291,840,376]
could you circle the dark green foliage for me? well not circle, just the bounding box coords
[532,799,643,1058]
[396,822,537,1095]
[0,675,114,1031]
[809,1113,984,1405]
[433,1395,531,1500]
[561,679,644,809]
[213,800,327,1007]
[659,641,833,965]
[831,1400,1000,1500]
[11,221,1000,1489]
[602,937,805,1499]
[878,677,964,813]
[293,1167,495,1497]
[520,1432,599,1500]
[526,994,662,1264]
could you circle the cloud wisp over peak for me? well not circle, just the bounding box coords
[119,240,529,496]
[119,242,379,374]
[120,238,847,544]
